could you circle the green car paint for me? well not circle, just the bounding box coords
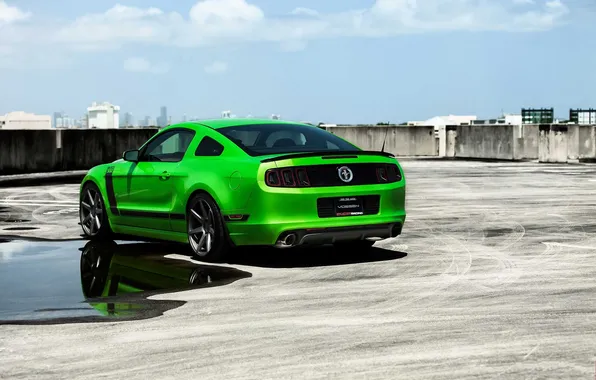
[79,119,406,260]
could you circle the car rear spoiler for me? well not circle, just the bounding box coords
[260,150,395,163]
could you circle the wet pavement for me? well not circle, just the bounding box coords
[0,239,252,325]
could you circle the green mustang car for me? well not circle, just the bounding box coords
[79,119,406,261]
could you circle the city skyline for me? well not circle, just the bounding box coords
[49,104,277,128]
[1,1,595,123]
[3,102,594,129]
[21,102,596,129]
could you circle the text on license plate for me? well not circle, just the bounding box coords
[334,196,363,216]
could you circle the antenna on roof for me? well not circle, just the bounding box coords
[381,126,390,152]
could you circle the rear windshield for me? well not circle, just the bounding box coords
[216,123,359,156]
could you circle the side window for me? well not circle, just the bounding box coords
[195,136,224,157]
[141,130,195,162]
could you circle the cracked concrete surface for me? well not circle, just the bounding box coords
[1,160,596,379]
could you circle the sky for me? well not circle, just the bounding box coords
[0,0,594,124]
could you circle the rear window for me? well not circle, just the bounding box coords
[216,123,358,156]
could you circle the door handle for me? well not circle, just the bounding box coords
[159,171,171,181]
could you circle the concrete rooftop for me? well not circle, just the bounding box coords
[1,159,596,379]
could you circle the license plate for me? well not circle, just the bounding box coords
[334,196,363,216]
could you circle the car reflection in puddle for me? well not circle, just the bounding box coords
[0,240,252,325]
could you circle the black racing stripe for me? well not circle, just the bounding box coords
[105,171,120,216]
[120,210,169,219]
[118,210,186,220]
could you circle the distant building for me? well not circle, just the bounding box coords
[87,102,120,129]
[521,108,554,124]
[55,113,78,128]
[403,121,425,126]
[0,111,52,129]
[157,106,168,127]
[121,112,134,127]
[53,111,64,129]
[471,114,522,125]
[80,115,89,129]
[141,116,156,127]
[569,108,596,124]
[421,115,478,126]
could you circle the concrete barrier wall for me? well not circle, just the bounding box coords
[0,128,158,175]
[3,124,596,175]
[0,130,61,174]
[578,125,596,159]
[516,124,539,160]
[445,126,456,157]
[454,125,515,160]
[567,125,580,161]
[538,124,596,163]
[451,124,539,161]
[327,125,437,156]
[539,125,568,163]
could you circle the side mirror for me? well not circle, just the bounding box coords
[123,150,139,162]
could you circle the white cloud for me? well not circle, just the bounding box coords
[190,0,263,25]
[104,4,163,19]
[52,4,178,48]
[291,7,320,18]
[0,0,572,55]
[0,1,30,24]
[123,57,168,74]
[204,61,228,74]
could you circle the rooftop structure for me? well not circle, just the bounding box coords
[422,115,478,126]
[522,108,554,124]
[87,102,120,129]
[569,108,596,124]
[0,111,52,129]
[471,114,522,125]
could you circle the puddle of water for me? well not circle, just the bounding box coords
[0,239,252,325]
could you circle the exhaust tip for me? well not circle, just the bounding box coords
[284,233,297,246]
[275,232,298,248]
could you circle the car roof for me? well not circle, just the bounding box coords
[162,118,311,131]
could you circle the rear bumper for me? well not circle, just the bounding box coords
[274,222,403,248]
[224,179,406,247]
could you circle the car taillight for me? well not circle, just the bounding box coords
[265,168,311,187]
[265,170,281,186]
[376,164,402,183]
[296,168,310,186]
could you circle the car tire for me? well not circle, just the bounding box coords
[186,192,231,262]
[333,239,375,251]
[79,181,113,239]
